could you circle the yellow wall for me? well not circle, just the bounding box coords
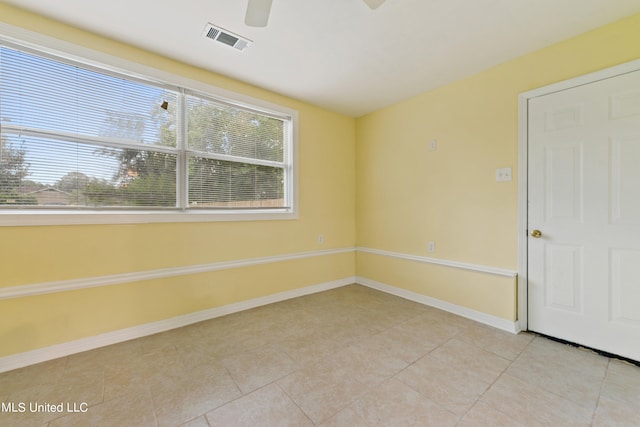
[356,12,640,321]
[2,3,640,359]
[0,4,356,357]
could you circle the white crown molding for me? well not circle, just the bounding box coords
[0,276,355,373]
[357,276,520,334]
[356,247,517,278]
[0,247,355,300]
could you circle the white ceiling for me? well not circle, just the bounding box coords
[3,0,640,117]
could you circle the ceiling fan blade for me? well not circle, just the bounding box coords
[362,0,386,9]
[245,0,273,27]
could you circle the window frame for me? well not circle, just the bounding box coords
[0,23,299,226]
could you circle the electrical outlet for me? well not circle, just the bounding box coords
[429,139,437,152]
[427,241,436,252]
[317,234,325,245]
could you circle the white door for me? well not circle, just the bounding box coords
[528,69,640,361]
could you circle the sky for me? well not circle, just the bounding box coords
[0,45,174,186]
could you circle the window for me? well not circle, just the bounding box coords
[0,42,295,222]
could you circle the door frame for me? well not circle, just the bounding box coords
[517,58,640,333]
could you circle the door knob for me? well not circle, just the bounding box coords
[530,229,542,238]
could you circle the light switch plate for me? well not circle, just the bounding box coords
[496,167,512,182]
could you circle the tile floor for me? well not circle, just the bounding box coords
[1,284,639,426]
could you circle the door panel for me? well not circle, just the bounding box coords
[544,141,583,222]
[610,90,640,119]
[611,248,640,325]
[611,137,640,225]
[528,69,640,362]
[544,244,583,312]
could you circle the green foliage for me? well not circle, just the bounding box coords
[185,99,285,204]
[82,98,177,207]
[56,172,91,193]
[0,135,29,197]
[1,91,285,208]
[188,158,283,204]
[117,149,177,207]
[101,95,285,206]
[186,100,283,161]
[0,192,37,205]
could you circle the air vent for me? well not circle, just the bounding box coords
[202,23,252,51]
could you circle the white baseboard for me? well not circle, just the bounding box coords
[0,277,355,373]
[356,276,520,334]
[1,274,520,373]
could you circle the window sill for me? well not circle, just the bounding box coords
[0,208,298,226]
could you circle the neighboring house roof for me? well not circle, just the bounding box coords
[26,187,72,206]
[26,187,72,196]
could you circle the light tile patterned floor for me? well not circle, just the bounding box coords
[1,284,639,426]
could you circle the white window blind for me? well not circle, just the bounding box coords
[0,43,292,212]
[185,93,287,208]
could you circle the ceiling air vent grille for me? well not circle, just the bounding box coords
[205,27,220,40]
[202,23,252,51]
